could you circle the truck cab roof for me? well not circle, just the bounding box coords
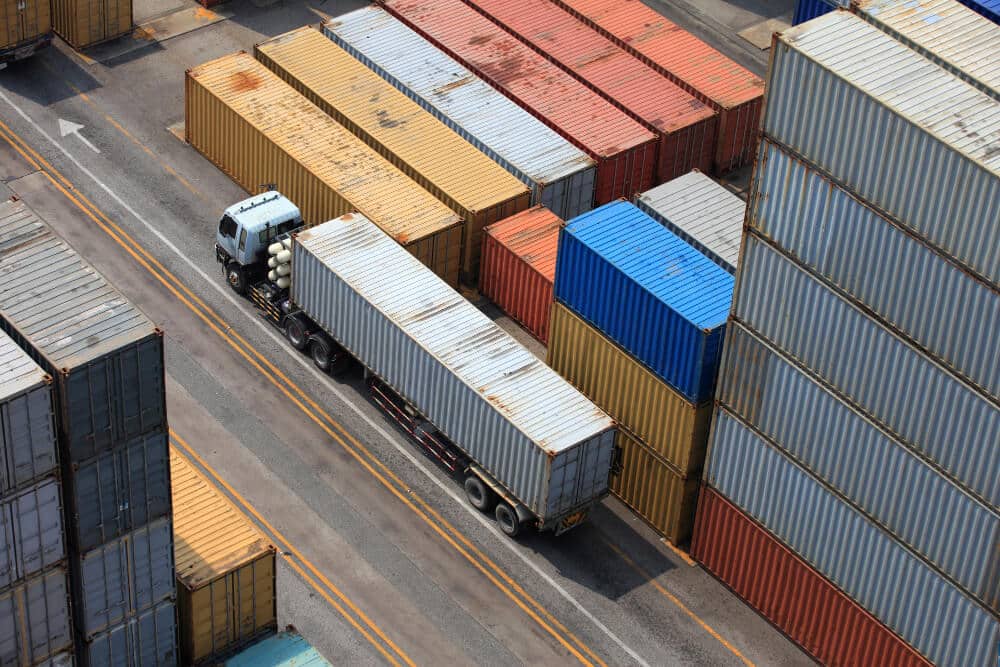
[224,192,301,233]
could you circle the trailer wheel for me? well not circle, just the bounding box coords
[464,476,497,513]
[495,502,521,538]
[311,338,333,373]
[285,318,308,351]
[226,263,247,296]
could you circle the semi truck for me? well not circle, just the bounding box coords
[1,0,52,69]
[216,192,617,537]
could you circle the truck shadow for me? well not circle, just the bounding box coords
[0,42,102,104]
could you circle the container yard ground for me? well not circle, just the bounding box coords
[0,1,810,664]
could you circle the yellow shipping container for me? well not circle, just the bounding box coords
[185,51,465,286]
[171,449,276,665]
[611,430,699,544]
[547,302,712,474]
[255,27,531,285]
[50,0,131,50]
[1,0,50,50]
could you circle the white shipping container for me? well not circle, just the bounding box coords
[323,7,598,219]
[734,236,1000,510]
[637,171,745,274]
[764,11,1000,288]
[291,214,615,526]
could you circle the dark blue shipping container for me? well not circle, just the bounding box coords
[792,0,842,25]
[554,201,733,403]
[958,0,999,23]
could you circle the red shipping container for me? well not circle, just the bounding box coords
[458,0,717,184]
[379,0,658,204]
[553,0,765,174]
[480,206,561,344]
[691,487,933,667]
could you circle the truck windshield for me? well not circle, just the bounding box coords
[258,219,299,245]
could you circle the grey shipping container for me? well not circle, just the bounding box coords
[323,7,598,219]
[0,199,166,464]
[706,409,1000,667]
[65,429,171,554]
[82,600,176,667]
[749,140,1000,399]
[636,171,745,274]
[764,11,1000,289]
[0,477,65,589]
[0,566,73,666]
[0,327,58,495]
[292,215,616,527]
[733,235,1000,510]
[718,321,1000,611]
[72,516,175,640]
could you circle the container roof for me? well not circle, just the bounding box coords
[484,205,562,281]
[0,327,48,402]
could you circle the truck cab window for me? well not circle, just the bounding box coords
[238,228,248,252]
[219,215,238,238]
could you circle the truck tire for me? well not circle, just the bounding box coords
[464,476,497,513]
[494,502,521,538]
[284,318,308,351]
[311,338,333,373]
[226,263,247,296]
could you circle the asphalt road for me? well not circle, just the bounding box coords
[0,1,810,665]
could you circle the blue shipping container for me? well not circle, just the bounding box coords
[226,632,330,667]
[792,0,843,25]
[958,0,1000,24]
[554,201,733,403]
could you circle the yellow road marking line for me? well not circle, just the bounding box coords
[661,538,697,567]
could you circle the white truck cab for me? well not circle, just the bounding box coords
[215,191,302,294]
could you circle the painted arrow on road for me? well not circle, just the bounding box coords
[58,118,100,154]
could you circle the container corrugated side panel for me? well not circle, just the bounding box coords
[184,52,465,287]
[637,171,744,274]
[691,487,933,667]
[292,216,615,523]
[83,600,176,667]
[550,0,765,173]
[322,9,597,220]
[66,429,171,554]
[72,516,176,640]
[255,26,531,285]
[766,11,1000,289]
[705,409,1000,667]
[460,0,718,184]
[610,430,699,544]
[50,0,131,49]
[0,328,57,494]
[734,237,1000,509]
[719,322,1000,610]
[0,477,65,589]
[851,0,1000,99]
[554,201,732,403]
[0,200,166,463]
[750,140,1000,398]
[0,566,73,666]
[547,303,712,474]
[0,0,51,49]
[380,0,659,204]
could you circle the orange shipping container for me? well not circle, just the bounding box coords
[480,206,561,344]
[50,0,131,49]
[255,27,531,285]
[185,51,464,286]
[1,0,50,51]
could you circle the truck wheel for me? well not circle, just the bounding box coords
[311,338,333,373]
[464,476,497,513]
[495,502,521,538]
[284,318,308,351]
[226,263,247,296]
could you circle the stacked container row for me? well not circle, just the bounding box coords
[551,0,765,173]
[254,26,531,285]
[457,0,718,184]
[50,0,132,50]
[323,7,597,220]
[694,9,1000,666]
[379,0,659,203]
[0,199,177,666]
[547,200,732,542]
[185,51,465,287]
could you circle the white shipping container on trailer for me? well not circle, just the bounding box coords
[291,214,616,530]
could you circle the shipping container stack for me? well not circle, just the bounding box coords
[547,200,733,543]
[0,326,73,666]
[691,9,1000,667]
[0,199,177,666]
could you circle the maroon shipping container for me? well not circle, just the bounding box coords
[691,487,933,667]
[379,0,658,203]
[553,0,764,173]
[458,0,717,184]
[480,206,561,344]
